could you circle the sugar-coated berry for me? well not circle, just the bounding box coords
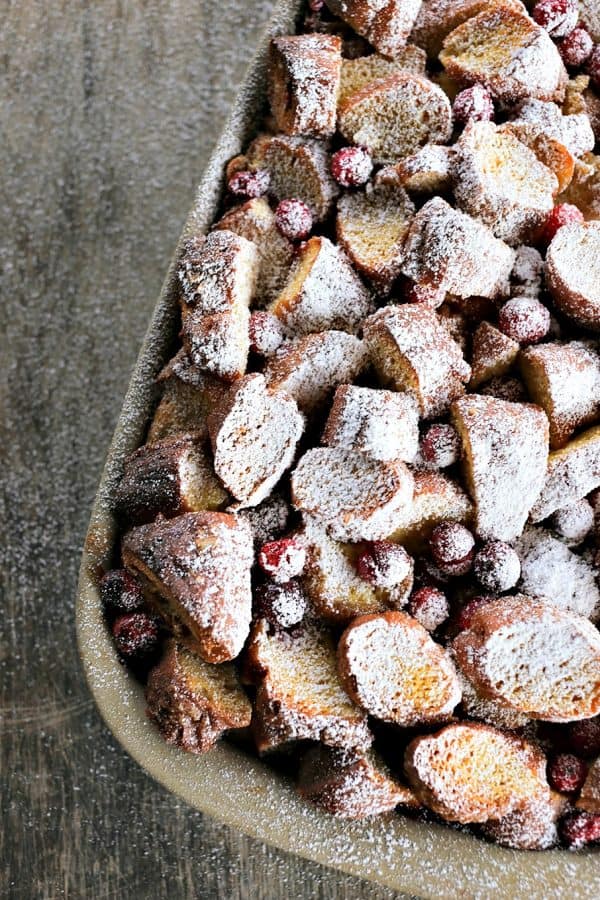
[429,522,475,576]
[258,536,306,583]
[275,198,313,241]
[552,499,594,545]
[559,26,594,68]
[330,146,373,187]
[473,541,521,592]
[452,85,494,124]
[548,753,589,794]
[456,595,496,631]
[568,718,600,757]
[408,586,449,632]
[356,541,412,589]
[112,612,160,660]
[249,311,285,357]
[227,168,270,200]
[543,203,585,244]
[498,297,550,345]
[100,569,144,615]
[533,0,578,38]
[255,580,308,628]
[588,45,600,88]
[420,423,460,468]
[308,0,324,10]
[560,811,600,848]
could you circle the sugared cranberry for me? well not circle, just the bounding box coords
[112,612,160,660]
[533,0,578,38]
[542,203,585,244]
[249,311,285,357]
[429,522,475,576]
[100,569,144,615]
[275,198,313,241]
[408,586,449,632]
[548,753,589,794]
[404,279,446,307]
[356,541,412,589]
[255,580,308,628]
[258,536,306,583]
[588,45,600,88]
[456,595,496,631]
[559,26,594,68]
[498,297,550,345]
[420,423,460,468]
[552,499,594,545]
[227,168,270,200]
[473,541,521,592]
[452,85,494,124]
[330,146,373,187]
[560,811,600,848]
[308,0,324,9]
[568,718,600,757]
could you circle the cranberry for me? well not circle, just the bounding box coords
[100,569,144,615]
[275,198,313,241]
[533,0,578,38]
[542,203,585,244]
[308,0,324,9]
[405,279,446,307]
[227,168,270,200]
[330,146,373,187]
[452,85,494,125]
[408,586,449,632]
[356,541,412,589]
[249,311,285,357]
[420,423,460,468]
[560,811,600,848]
[258,536,306,583]
[473,541,521,592]
[456,595,496,631]
[255,580,308,628]
[552,500,594,545]
[588,45,600,88]
[559,26,594,68]
[429,522,475,576]
[112,612,160,660]
[548,753,589,793]
[568,718,600,757]
[498,297,550,345]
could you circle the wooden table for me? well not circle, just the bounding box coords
[0,2,403,896]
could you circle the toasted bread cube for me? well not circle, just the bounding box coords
[452,394,549,541]
[530,424,600,521]
[456,666,531,732]
[269,236,373,335]
[387,470,473,552]
[559,153,600,221]
[238,493,291,551]
[546,221,600,331]
[213,199,295,307]
[122,512,253,664]
[400,197,515,301]
[116,434,229,523]
[300,518,413,622]
[382,144,453,194]
[338,47,426,106]
[246,134,338,221]
[453,122,558,246]
[297,746,419,818]
[338,612,461,726]
[519,341,600,449]
[411,0,525,58]
[323,385,419,463]
[439,7,567,105]
[147,358,226,444]
[264,331,367,414]
[181,307,250,383]
[364,304,471,418]
[336,183,415,294]
[508,98,594,160]
[291,446,414,542]
[405,722,549,824]
[326,0,422,58]
[470,322,519,389]
[577,757,600,814]
[482,791,566,850]
[453,596,600,722]
[145,640,252,753]
[207,373,304,508]
[177,229,258,313]
[499,123,575,194]
[338,73,452,166]
[247,619,371,753]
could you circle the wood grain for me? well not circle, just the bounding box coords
[0,2,405,897]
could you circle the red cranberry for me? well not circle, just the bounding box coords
[552,499,594,545]
[498,297,550,345]
[452,85,494,124]
[275,198,313,241]
[568,718,600,757]
[100,569,144,615]
[588,45,600,88]
[308,0,324,9]
[420,423,460,468]
[112,612,160,660]
[456,595,496,631]
[227,169,270,200]
[560,811,600,848]
[408,586,449,632]
[405,279,446,307]
[533,0,578,38]
[258,536,306,583]
[330,146,373,187]
[249,311,285,357]
[356,541,412,589]
[542,203,585,244]
[548,753,589,793]
[255,580,307,628]
[559,26,594,68]
[429,522,475,576]
[473,541,521,592]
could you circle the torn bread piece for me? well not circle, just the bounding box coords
[387,470,473,553]
[325,0,423,58]
[410,0,526,59]
[181,307,250,383]
[577,757,600,814]
[177,229,258,314]
[510,98,594,160]
[482,791,566,850]
[559,153,600,221]
[530,424,600,521]
[545,220,600,331]
[499,123,575,195]
[147,358,227,444]
[381,144,453,194]
[338,47,426,106]
[470,321,519,389]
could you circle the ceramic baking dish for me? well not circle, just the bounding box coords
[76,2,599,895]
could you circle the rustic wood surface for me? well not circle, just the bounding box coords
[0,2,406,897]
